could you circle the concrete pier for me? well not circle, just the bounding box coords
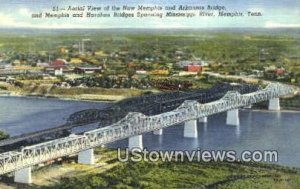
[153,129,163,135]
[198,116,207,123]
[269,98,280,111]
[226,109,240,126]
[184,119,198,138]
[128,135,143,150]
[78,148,95,165]
[245,104,252,109]
[14,167,32,184]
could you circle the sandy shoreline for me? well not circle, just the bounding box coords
[0,92,121,103]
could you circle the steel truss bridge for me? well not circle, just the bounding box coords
[67,82,257,125]
[0,83,256,148]
[0,83,295,176]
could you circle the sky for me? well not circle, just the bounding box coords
[0,0,299,29]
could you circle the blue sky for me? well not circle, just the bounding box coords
[0,0,299,29]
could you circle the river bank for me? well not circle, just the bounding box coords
[1,92,299,114]
[0,81,162,102]
[1,91,300,113]
[0,87,160,102]
[0,92,123,102]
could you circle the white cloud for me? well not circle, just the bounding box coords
[265,21,300,28]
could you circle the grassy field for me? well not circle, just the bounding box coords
[21,148,300,189]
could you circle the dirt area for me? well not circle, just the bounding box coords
[0,148,120,188]
[0,183,14,189]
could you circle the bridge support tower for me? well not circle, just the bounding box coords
[198,116,207,123]
[226,109,240,126]
[184,119,198,138]
[269,98,280,111]
[14,167,32,184]
[129,135,143,150]
[153,129,163,135]
[78,148,95,165]
[245,104,252,109]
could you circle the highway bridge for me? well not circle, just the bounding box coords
[0,82,295,184]
[0,83,257,149]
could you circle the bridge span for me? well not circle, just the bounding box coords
[0,83,256,149]
[0,83,295,184]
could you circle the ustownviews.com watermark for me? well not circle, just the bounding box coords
[117,148,278,163]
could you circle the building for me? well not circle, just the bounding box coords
[178,71,198,76]
[46,59,67,76]
[184,65,202,72]
[136,70,147,75]
[69,58,82,64]
[94,50,108,57]
[55,68,63,76]
[175,50,185,56]
[0,76,6,81]
[74,66,102,74]
[37,63,49,67]
[12,60,22,65]
[264,65,277,72]
[274,68,285,75]
[177,60,208,68]
[51,59,67,68]
[150,69,169,75]
[45,67,64,76]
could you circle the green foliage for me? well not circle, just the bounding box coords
[0,130,9,140]
[32,159,300,189]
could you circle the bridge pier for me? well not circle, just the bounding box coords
[78,148,95,165]
[198,116,207,123]
[184,119,198,138]
[226,109,240,126]
[269,98,280,111]
[153,129,163,135]
[14,167,32,184]
[128,135,143,150]
[245,104,252,109]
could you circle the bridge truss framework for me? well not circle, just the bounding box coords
[0,83,295,176]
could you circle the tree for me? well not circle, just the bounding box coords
[0,130,9,140]
[126,68,135,80]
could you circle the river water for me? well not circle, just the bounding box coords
[0,96,299,167]
[0,96,110,136]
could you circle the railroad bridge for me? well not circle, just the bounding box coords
[0,83,256,148]
[0,82,295,184]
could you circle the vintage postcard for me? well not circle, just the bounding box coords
[0,0,299,188]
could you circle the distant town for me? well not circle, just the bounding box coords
[0,29,299,102]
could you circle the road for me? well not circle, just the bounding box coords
[203,71,299,95]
